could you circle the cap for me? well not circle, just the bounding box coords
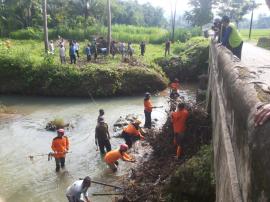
[120,144,129,151]
[57,128,65,134]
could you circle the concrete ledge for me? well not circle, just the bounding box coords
[208,41,270,202]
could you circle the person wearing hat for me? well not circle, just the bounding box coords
[169,78,180,99]
[144,92,154,129]
[51,129,69,172]
[122,120,145,148]
[95,117,111,155]
[66,176,91,202]
[104,144,134,172]
[221,15,243,59]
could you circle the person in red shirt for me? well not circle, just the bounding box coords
[104,144,134,172]
[122,120,145,148]
[171,103,189,159]
[51,129,69,172]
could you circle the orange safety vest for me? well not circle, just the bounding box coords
[51,136,69,158]
[123,124,141,137]
[144,99,153,112]
[104,149,131,164]
[172,109,189,133]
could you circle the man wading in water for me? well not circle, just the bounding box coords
[51,129,69,172]
[95,117,112,155]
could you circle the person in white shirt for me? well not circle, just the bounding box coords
[74,40,80,58]
[66,176,91,202]
[49,40,55,54]
[59,44,66,64]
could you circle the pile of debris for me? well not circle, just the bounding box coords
[45,118,74,131]
[117,101,212,202]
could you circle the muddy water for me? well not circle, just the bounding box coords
[0,84,196,202]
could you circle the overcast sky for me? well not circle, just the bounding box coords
[137,0,270,19]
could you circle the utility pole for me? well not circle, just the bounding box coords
[107,0,111,55]
[43,0,49,53]
[248,1,255,40]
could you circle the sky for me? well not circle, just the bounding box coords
[137,0,270,19]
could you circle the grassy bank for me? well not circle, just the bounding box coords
[0,40,168,97]
[9,25,201,44]
[156,37,209,81]
[240,29,270,41]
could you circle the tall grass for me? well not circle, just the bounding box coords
[9,25,201,44]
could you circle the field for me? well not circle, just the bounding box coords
[9,25,201,44]
[0,39,175,66]
[239,29,270,41]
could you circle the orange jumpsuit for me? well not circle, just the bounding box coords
[171,109,189,158]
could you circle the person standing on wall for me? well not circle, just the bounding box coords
[95,117,112,155]
[171,103,189,160]
[221,16,243,59]
[51,129,69,172]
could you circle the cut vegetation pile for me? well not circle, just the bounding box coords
[118,101,214,202]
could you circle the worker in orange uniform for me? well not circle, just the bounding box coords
[171,103,189,160]
[144,92,155,129]
[169,78,180,99]
[51,128,69,172]
[104,144,135,172]
[122,120,145,148]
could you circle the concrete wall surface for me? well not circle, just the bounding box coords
[207,41,270,202]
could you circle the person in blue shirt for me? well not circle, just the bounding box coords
[69,41,76,64]
[221,16,243,59]
[85,44,91,62]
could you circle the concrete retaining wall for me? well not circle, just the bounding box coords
[207,41,270,202]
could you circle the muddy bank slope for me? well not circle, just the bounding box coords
[119,102,215,202]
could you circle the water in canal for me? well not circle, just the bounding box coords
[0,84,196,202]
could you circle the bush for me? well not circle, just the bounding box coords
[165,145,215,202]
[10,28,43,40]
[156,37,209,81]
[0,48,167,97]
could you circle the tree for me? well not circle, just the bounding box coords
[107,0,111,55]
[184,0,213,27]
[215,0,258,27]
[43,0,48,52]
[171,0,177,41]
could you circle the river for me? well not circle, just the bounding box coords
[0,84,196,202]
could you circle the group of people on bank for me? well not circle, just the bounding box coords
[48,35,172,66]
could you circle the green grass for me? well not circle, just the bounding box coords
[9,25,201,44]
[240,29,270,42]
[0,39,168,97]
